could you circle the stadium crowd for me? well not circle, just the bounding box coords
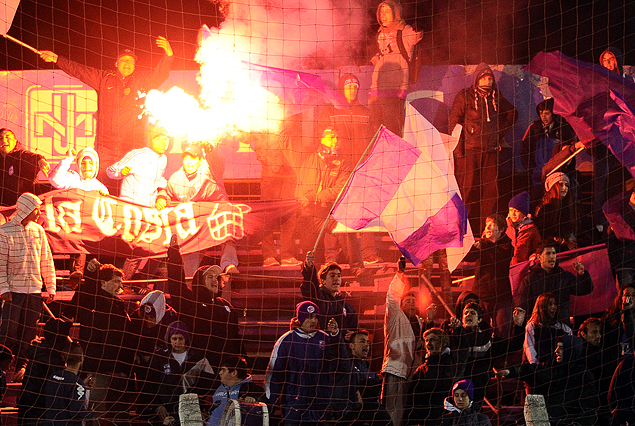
[0,3,634,425]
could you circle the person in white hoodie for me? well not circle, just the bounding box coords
[0,192,56,378]
[48,147,108,194]
[48,147,108,284]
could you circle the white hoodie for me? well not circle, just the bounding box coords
[0,193,56,295]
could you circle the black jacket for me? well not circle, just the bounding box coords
[0,142,44,206]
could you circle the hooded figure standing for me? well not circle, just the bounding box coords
[0,193,56,374]
[449,63,518,232]
[369,0,422,137]
[48,147,108,285]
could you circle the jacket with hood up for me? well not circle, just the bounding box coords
[440,399,492,426]
[48,147,109,193]
[159,159,227,204]
[371,0,422,97]
[449,63,518,157]
[0,192,56,296]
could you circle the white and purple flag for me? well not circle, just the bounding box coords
[331,104,471,269]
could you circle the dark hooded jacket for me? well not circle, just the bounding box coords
[0,140,45,207]
[520,99,578,186]
[449,63,518,157]
[410,347,457,425]
[166,245,241,370]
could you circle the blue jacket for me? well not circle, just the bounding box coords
[44,370,93,426]
[207,376,267,426]
[265,328,334,423]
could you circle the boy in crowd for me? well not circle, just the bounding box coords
[506,191,540,265]
[207,356,268,426]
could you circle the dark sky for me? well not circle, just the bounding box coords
[1,0,634,71]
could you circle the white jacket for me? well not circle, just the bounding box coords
[107,147,167,207]
[381,272,422,379]
[49,148,108,193]
[0,193,56,295]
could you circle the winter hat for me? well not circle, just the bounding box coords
[508,191,530,216]
[338,73,360,92]
[452,379,475,401]
[166,321,190,344]
[296,301,319,325]
[545,172,570,192]
[15,192,42,223]
[318,261,342,281]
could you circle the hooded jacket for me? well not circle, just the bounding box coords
[169,264,241,370]
[371,0,421,96]
[49,147,108,193]
[440,398,492,426]
[0,192,56,295]
[600,47,628,76]
[127,290,179,365]
[0,140,45,207]
[449,63,518,156]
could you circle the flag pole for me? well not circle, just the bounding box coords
[545,146,585,177]
[2,34,42,55]
[311,125,385,253]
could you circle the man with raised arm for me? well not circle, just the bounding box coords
[39,37,174,195]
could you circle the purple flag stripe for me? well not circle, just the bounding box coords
[332,127,421,229]
[395,193,468,266]
[603,192,635,241]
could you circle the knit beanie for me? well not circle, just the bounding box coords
[296,301,319,325]
[508,191,530,216]
[452,379,475,400]
[166,321,190,344]
[545,172,570,192]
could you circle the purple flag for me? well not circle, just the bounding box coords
[603,192,635,241]
[509,244,617,316]
[527,51,635,178]
[331,123,468,266]
[245,62,349,116]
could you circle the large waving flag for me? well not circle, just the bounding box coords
[527,51,635,178]
[331,105,470,268]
